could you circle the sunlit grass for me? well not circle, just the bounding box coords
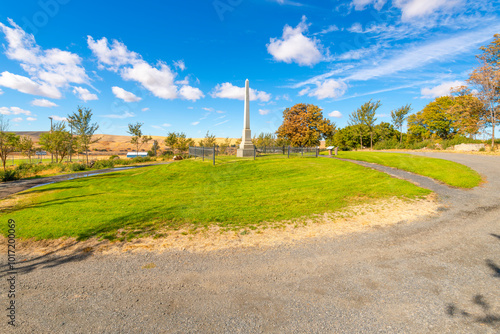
[1,157,430,241]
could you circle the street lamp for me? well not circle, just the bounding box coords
[49,117,53,163]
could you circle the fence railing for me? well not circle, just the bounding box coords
[255,146,319,158]
[189,145,320,165]
[189,145,217,165]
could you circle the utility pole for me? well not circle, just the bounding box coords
[49,116,53,163]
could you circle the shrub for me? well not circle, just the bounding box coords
[0,169,20,182]
[93,160,115,169]
[109,155,119,160]
[69,163,87,171]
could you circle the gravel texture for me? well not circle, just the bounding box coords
[1,152,499,333]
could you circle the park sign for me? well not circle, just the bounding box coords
[35,151,47,156]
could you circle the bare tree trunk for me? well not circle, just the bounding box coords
[492,111,495,151]
[400,125,403,144]
[370,132,373,150]
[360,134,362,150]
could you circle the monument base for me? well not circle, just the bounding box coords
[237,148,254,157]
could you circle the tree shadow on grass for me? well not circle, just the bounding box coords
[75,204,179,241]
[445,233,500,329]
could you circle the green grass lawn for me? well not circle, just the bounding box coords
[330,151,482,188]
[1,157,430,241]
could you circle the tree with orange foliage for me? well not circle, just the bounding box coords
[276,103,335,147]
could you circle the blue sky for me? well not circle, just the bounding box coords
[0,0,498,138]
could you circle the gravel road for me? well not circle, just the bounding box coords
[1,152,499,333]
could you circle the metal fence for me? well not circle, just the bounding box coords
[189,145,321,165]
[189,145,217,165]
[255,146,320,158]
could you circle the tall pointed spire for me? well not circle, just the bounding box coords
[237,79,254,157]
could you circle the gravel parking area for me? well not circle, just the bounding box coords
[1,153,499,333]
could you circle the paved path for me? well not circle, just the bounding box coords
[1,153,499,333]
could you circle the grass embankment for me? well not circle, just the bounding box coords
[334,152,482,188]
[1,157,430,241]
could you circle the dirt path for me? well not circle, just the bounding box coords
[1,153,499,333]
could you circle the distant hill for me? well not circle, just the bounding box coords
[13,132,325,151]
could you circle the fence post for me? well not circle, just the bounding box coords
[202,146,204,161]
[288,146,290,158]
[316,146,318,158]
[213,144,216,166]
[301,146,303,156]
[254,146,256,160]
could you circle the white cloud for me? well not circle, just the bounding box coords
[313,25,339,35]
[175,76,190,85]
[11,117,22,122]
[142,107,149,112]
[50,115,67,121]
[259,109,271,115]
[298,87,310,96]
[203,107,214,112]
[31,99,58,107]
[215,120,229,126]
[0,106,32,115]
[162,123,171,127]
[173,60,186,71]
[191,121,200,126]
[0,19,89,96]
[348,22,363,33]
[328,110,343,118]
[420,80,464,99]
[112,86,142,102]
[179,85,204,101]
[121,61,177,99]
[267,16,324,66]
[0,89,3,94]
[351,0,386,11]
[211,82,271,102]
[88,36,203,101]
[345,26,500,82]
[73,86,98,102]
[393,0,462,21]
[151,125,163,130]
[0,71,61,99]
[87,36,139,70]
[26,117,36,121]
[102,111,135,119]
[307,79,348,100]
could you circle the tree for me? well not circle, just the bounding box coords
[359,100,381,150]
[467,34,500,149]
[276,103,335,147]
[198,131,216,147]
[39,122,73,163]
[127,122,152,153]
[449,86,486,139]
[252,132,276,147]
[151,140,160,156]
[219,137,232,154]
[391,104,412,143]
[19,136,36,163]
[67,107,100,164]
[408,96,457,140]
[164,132,178,151]
[175,133,193,152]
[348,107,365,149]
[0,116,20,170]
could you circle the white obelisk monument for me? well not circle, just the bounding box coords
[237,79,254,157]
